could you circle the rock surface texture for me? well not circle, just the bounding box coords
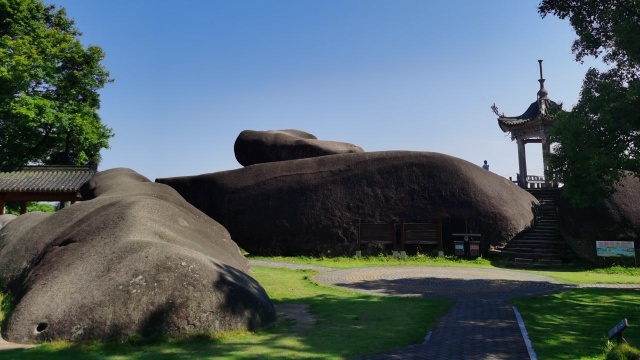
[157,151,538,256]
[0,214,16,229]
[557,173,640,264]
[234,129,364,166]
[0,168,275,344]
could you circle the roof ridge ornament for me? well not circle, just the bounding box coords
[537,59,548,99]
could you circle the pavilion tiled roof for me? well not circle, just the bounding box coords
[497,97,561,133]
[0,166,96,193]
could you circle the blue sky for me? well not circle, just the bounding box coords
[46,0,602,181]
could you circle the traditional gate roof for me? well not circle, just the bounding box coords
[0,166,95,193]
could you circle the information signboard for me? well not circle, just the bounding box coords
[596,241,635,258]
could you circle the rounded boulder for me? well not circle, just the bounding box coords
[234,129,364,166]
[0,168,275,344]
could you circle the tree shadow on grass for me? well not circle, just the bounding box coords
[1,268,583,359]
[0,293,453,360]
[512,288,640,359]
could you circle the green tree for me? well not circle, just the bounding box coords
[539,1,640,206]
[0,0,113,167]
[4,201,56,215]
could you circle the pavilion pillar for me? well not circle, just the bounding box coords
[542,136,552,188]
[20,201,27,214]
[517,138,528,188]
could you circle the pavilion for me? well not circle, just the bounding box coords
[492,60,561,189]
[0,165,96,214]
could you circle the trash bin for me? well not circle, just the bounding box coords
[469,241,481,257]
[454,241,465,256]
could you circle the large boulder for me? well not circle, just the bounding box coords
[0,168,275,344]
[234,129,364,166]
[157,151,538,256]
[557,173,640,264]
[0,214,16,229]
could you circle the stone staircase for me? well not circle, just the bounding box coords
[496,188,574,267]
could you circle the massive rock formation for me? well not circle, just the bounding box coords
[0,168,275,344]
[557,173,640,264]
[234,129,364,166]
[157,151,538,256]
[0,214,16,229]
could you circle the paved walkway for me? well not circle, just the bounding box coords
[251,260,639,360]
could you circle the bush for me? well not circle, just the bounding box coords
[4,201,57,215]
[607,343,640,360]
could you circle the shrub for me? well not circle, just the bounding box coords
[607,343,640,360]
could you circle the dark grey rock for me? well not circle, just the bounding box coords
[234,129,364,166]
[557,173,640,264]
[157,151,538,256]
[0,168,275,344]
[0,214,16,229]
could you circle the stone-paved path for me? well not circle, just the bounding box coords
[251,260,640,360]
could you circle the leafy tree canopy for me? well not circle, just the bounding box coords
[4,201,56,215]
[539,0,640,206]
[0,0,113,167]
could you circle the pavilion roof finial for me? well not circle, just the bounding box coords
[538,60,544,80]
[537,59,548,99]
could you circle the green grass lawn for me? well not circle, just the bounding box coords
[512,288,640,360]
[251,255,640,285]
[3,256,640,359]
[0,266,453,359]
[250,254,496,269]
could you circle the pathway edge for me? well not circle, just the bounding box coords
[513,306,537,360]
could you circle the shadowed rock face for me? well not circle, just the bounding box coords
[0,168,275,344]
[557,173,640,264]
[234,129,364,166]
[157,151,538,256]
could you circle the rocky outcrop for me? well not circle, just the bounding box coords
[0,214,16,229]
[557,173,640,264]
[234,129,364,166]
[157,151,538,256]
[0,168,275,344]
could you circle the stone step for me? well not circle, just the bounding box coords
[516,234,558,240]
[506,258,534,268]
[505,188,575,267]
[519,238,558,242]
[537,215,557,220]
[506,243,564,250]
[508,239,563,245]
[505,247,532,252]
[532,258,563,267]
[500,249,564,258]
[519,230,557,235]
[535,225,557,230]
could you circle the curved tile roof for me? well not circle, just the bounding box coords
[0,166,95,193]
[497,98,561,133]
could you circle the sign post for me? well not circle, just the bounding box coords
[596,241,636,267]
[608,318,629,345]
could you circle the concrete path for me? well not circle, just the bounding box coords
[251,260,639,360]
[0,337,36,351]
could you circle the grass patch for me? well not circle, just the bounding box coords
[249,254,495,269]
[522,264,640,285]
[512,288,640,360]
[250,255,640,285]
[1,266,453,359]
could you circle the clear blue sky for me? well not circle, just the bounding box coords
[46,0,602,181]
